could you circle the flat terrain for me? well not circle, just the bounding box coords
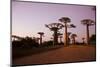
[13,45,96,65]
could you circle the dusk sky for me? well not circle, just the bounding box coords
[12,1,96,42]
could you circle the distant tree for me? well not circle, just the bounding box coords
[20,36,31,48]
[12,36,39,48]
[71,34,77,45]
[38,32,44,45]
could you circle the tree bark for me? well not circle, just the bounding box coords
[64,23,68,46]
[86,25,89,45]
[53,30,58,45]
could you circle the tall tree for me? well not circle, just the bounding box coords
[38,32,44,45]
[81,19,95,45]
[59,17,76,46]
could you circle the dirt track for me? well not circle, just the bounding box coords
[13,45,96,65]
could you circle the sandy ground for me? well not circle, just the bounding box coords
[13,45,96,65]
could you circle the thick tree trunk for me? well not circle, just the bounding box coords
[40,35,42,45]
[86,25,89,45]
[64,23,68,46]
[73,38,75,45]
[53,30,58,45]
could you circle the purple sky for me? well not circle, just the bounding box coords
[12,1,96,42]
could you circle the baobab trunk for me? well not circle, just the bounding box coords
[86,25,89,45]
[73,38,75,45]
[64,23,68,46]
[83,40,85,44]
[53,30,58,45]
[40,36,42,45]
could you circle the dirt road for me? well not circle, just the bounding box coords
[13,45,96,65]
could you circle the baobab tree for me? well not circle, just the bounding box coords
[71,34,77,45]
[45,23,64,45]
[59,17,76,46]
[38,32,44,45]
[81,19,95,45]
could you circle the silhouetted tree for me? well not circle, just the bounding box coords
[71,34,77,45]
[12,35,39,48]
[81,19,95,45]
[21,36,35,48]
[45,23,64,45]
[38,32,44,45]
[59,17,76,46]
